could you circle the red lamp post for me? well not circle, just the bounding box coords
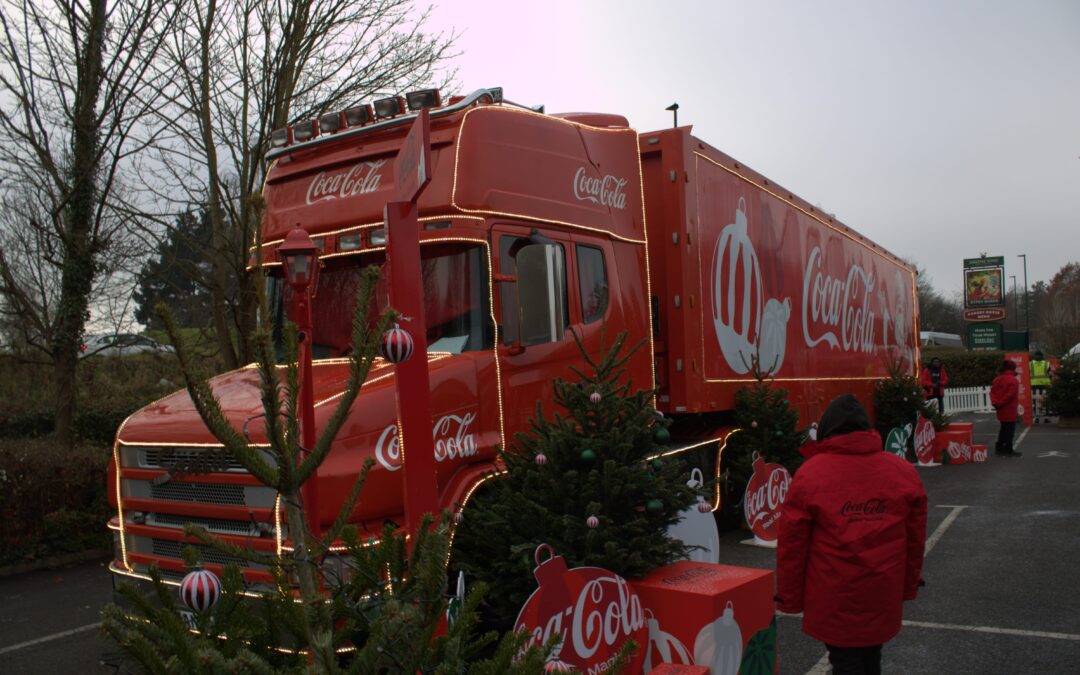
[277,227,321,539]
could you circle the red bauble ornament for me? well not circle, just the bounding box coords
[589,391,601,404]
[453,511,464,524]
[535,453,548,466]
[742,452,791,543]
[380,323,414,363]
[515,545,647,674]
[586,515,599,528]
[697,498,712,513]
[179,569,221,613]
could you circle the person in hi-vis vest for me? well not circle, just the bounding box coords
[1030,351,1052,422]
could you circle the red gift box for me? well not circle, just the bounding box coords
[934,423,987,464]
[631,561,777,674]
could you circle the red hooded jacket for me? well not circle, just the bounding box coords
[990,369,1019,423]
[776,430,927,647]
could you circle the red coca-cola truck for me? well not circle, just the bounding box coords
[107,87,919,590]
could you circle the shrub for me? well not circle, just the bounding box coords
[0,438,111,565]
[1046,358,1080,418]
[923,348,1006,387]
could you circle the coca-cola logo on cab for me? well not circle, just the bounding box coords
[572,167,627,210]
[375,412,478,471]
[305,159,387,204]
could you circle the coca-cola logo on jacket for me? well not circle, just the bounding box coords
[375,412,478,471]
[305,159,387,204]
[840,498,888,517]
[572,167,627,209]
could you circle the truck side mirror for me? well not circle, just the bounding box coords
[515,244,566,346]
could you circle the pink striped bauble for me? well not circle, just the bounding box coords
[179,569,221,613]
[380,324,414,363]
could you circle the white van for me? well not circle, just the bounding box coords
[920,331,963,349]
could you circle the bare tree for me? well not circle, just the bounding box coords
[1040,262,1080,356]
[144,0,458,369]
[0,0,176,445]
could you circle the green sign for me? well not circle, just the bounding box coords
[964,256,1005,269]
[968,323,1003,350]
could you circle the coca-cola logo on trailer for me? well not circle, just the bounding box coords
[801,246,877,354]
[572,167,628,210]
[515,545,646,673]
[375,412,478,471]
[305,159,387,204]
[742,453,791,542]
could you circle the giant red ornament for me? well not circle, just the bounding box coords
[515,544,647,674]
[742,453,791,544]
[914,415,938,465]
[179,569,221,613]
[380,323,414,363]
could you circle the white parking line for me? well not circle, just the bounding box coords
[1015,426,1031,448]
[0,622,100,656]
[903,620,1080,642]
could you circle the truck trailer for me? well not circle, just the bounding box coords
[107,87,919,590]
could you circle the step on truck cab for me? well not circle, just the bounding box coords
[107,87,919,590]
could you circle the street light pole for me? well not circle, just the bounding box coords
[1010,275,1018,330]
[1018,253,1029,333]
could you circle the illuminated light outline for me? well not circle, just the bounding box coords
[449,106,648,246]
[633,130,659,400]
[445,470,506,566]
[253,215,487,257]
[691,151,920,384]
[641,429,734,512]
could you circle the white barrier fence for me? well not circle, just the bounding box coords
[943,386,994,414]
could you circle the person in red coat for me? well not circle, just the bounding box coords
[920,357,949,413]
[990,359,1022,457]
[776,394,927,675]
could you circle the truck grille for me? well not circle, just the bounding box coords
[140,447,246,472]
[151,539,253,568]
[148,513,261,537]
[150,482,246,505]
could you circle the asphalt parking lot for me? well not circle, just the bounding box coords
[1,412,1078,673]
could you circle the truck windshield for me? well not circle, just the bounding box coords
[266,242,491,358]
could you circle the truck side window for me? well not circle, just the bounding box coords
[499,236,568,345]
[576,244,608,324]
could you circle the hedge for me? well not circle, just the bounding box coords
[923,348,1010,388]
[0,439,112,566]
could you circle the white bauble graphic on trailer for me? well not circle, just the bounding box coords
[758,297,791,375]
[711,198,762,374]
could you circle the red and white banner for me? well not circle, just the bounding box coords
[1005,352,1032,426]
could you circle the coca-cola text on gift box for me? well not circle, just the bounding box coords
[632,561,776,675]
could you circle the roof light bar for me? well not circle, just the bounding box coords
[318,112,344,134]
[292,119,318,142]
[344,104,374,127]
[270,127,291,148]
[406,89,442,111]
[373,96,405,119]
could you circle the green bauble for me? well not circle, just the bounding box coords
[646,498,663,513]
[580,448,597,462]
[654,426,671,443]
[651,459,663,470]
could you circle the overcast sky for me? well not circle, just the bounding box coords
[426,0,1079,297]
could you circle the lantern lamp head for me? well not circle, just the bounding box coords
[278,227,319,289]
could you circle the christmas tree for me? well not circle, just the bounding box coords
[1046,357,1080,419]
[721,358,803,523]
[873,354,948,450]
[451,331,698,629]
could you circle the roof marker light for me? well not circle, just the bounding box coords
[292,119,318,142]
[344,104,374,126]
[373,96,405,119]
[270,127,291,148]
[406,89,442,111]
[318,112,344,134]
[488,87,503,104]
